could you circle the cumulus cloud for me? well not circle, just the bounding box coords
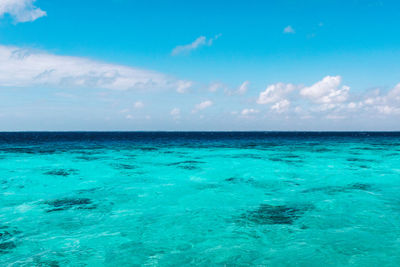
[241,108,259,116]
[237,81,250,94]
[0,45,187,91]
[361,83,400,115]
[171,34,221,56]
[326,114,346,120]
[300,75,349,104]
[170,107,181,119]
[255,77,351,116]
[193,100,213,112]
[134,101,144,109]
[388,83,400,102]
[376,105,400,115]
[271,99,290,113]
[170,107,180,116]
[208,82,224,92]
[253,76,400,121]
[257,82,295,104]
[176,80,193,93]
[283,25,295,34]
[0,0,46,23]
[224,81,251,96]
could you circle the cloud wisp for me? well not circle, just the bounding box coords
[134,101,144,109]
[171,34,221,56]
[193,100,213,112]
[170,108,181,119]
[0,45,191,91]
[176,80,193,93]
[237,81,250,94]
[241,108,259,116]
[283,25,295,34]
[0,0,46,23]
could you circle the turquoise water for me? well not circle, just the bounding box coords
[1,132,400,266]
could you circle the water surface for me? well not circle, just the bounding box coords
[1,132,400,266]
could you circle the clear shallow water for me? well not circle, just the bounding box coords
[1,132,400,266]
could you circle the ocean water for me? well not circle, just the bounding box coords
[1,132,400,266]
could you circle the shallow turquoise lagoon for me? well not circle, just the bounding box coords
[1,132,400,266]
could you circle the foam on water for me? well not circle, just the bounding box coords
[0,132,400,266]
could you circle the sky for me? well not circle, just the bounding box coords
[0,0,400,131]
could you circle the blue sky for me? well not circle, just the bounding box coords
[0,0,400,130]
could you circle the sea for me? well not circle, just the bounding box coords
[0,132,400,266]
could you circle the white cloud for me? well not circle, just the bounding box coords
[283,25,295,34]
[326,114,346,120]
[300,76,349,104]
[170,107,181,119]
[0,45,186,91]
[171,34,221,56]
[193,100,213,112]
[257,82,295,104]
[241,108,259,116]
[361,83,400,115]
[125,114,133,120]
[388,83,400,102]
[347,102,358,109]
[170,108,180,116]
[237,81,250,94]
[254,76,400,121]
[271,99,290,113]
[224,81,251,96]
[176,80,192,93]
[0,0,46,23]
[134,101,144,109]
[208,82,224,92]
[376,105,400,115]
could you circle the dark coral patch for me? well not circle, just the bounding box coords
[269,156,303,164]
[112,163,137,170]
[231,154,264,159]
[196,183,220,190]
[224,177,266,188]
[167,160,204,170]
[241,204,310,225]
[225,177,251,184]
[348,183,373,191]
[0,228,20,254]
[0,147,34,154]
[36,260,60,267]
[303,185,346,194]
[44,169,78,177]
[75,156,102,161]
[44,198,96,212]
[75,187,100,194]
[138,147,158,151]
[0,147,59,155]
[313,147,332,153]
[347,158,376,163]
[225,177,238,182]
[167,160,205,166]
[303,183,373,194]
[0,241,16,252]
[178,165,199,170]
